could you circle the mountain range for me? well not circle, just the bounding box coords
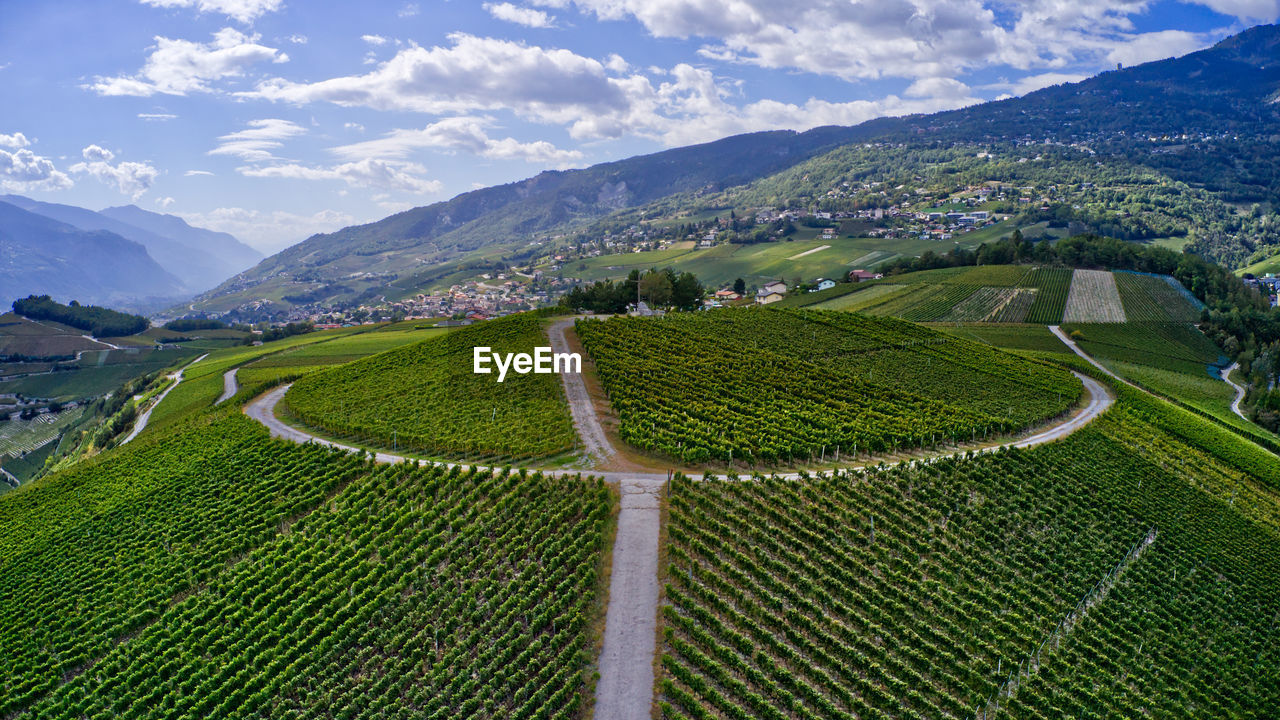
[0,201,185,308]
[0,195,261,300]
[179,24,1280,321]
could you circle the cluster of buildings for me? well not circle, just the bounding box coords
[1244,274,1280,307]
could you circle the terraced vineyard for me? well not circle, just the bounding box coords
[1115,272,1203,322]
[0,413,611,719]
[576,309,1080,465]
[1062,322,1223,375]
[1022,268,1072,323]
[286,314,577,460]
[1062,269,1127,323]
[797,266,1201,327]
[658,387,1280,718]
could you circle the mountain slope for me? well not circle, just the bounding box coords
[0,195,254,294]
[0,201,185,307]
[192,25,1280,318]
[99,205,262,274]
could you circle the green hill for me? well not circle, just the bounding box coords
[575,308,1080,465]
[284,314,578,462]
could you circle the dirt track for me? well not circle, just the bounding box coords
[243,337,1116,720]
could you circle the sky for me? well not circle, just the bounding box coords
[1,1,1276,254]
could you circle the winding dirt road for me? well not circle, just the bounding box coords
[216,368,239,405]
[120,353,208,446]
[243,331,1114,720]
[1220,362,1248,420]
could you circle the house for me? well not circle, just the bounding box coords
[762,281,788,295]
[849,269,883,282]
[714,289,741,300]
[820,228,836,240]
[756,290,785,305]
[815,279,836,291]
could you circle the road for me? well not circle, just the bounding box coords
[547,317,617,464]
[243,348,1114,720]
[1220,362,1248,420]
[1049,325,1130,386]
[120,354,208,446]
[216,368,239,405]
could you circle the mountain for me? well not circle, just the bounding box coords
[99,205,262,275]
[0,195,257,294]
[190,24,1280,319]
[0,201,185,307]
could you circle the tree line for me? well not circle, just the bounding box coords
[12,295,148,337]
[560,268,705,314]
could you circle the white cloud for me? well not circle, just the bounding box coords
[287,34,308,44]
[178,207,357,253]
[138,0,284,24]
[246,33,987,147]
[344,122,365,131]
[532,0,1223,84]
[0,132,31,149]
[138,112,179,121]
[362,34,389,46]
[1105,30,1213,68]
[398,2,419,17]
[238,158,442,194]
[985,72,1089,97]
[0,147,73,192]
[331,116,583,166]
[209,118,306,161]
[185,169,215,176]
[484,2,556,28]
[155,196,176,208]
[246,33,627,123]
[91,28,287,97]
[1187,0,1280,21]
[69,145,159,200]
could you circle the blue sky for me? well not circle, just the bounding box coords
[1,0,1276,253]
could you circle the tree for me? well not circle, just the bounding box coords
[670,271,704,311]
[733,277,746,295]
[639,270,673,307]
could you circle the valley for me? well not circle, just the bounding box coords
[4,17,1280,720]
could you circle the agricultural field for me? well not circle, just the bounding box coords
[0,348,191,402]
[791,265,1203,327]
[926,323,1072,354]
[0,407,86,459]
[285,314,577,461]
[1114,272,1203,322]
[1103,359,1280,445]
[0,313,109,359]
[657,386,1280,719]
[1062,269,1127,323]
[0,412,611,719]
[144,326,372,432]
[575,308,1080,465]
[567,236,969,291]
[1061,322,1224,376]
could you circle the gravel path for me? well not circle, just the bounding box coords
[1050,325,1130,385]
[216,368,239,405]
[548,318,617,464]
[594,478,664,720]
[1220,362,1248,420]
[120,353,208,446]
[241,344,1115,720]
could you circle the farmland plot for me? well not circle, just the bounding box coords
[1063,269,1127,323]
